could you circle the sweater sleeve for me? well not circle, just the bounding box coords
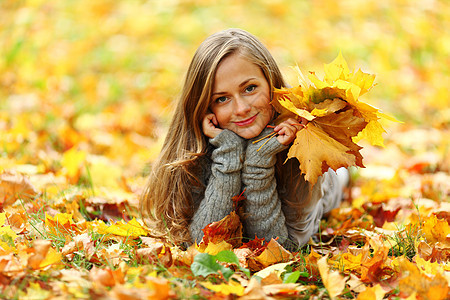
[189,130,245,244]
[242,127,289,244]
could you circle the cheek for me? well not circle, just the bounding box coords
[212,107,232,127]
[254,97,273,114]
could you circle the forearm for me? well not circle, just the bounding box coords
[242,128,289,244]
[189,130,245,244]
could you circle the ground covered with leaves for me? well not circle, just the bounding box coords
[1,0,449,299]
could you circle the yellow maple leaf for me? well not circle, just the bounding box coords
[198,240,233,255]
[254,239,292,268]
[415,256,444,276]
[310,108,328,117]
[356,284,386,300]
[318,255,346,299]
[353,119,386,147]
[0,225,18,242]
[200,280,245,296]
[60,147,87,183]
[306,53,399,148]
[94,218,148,237]
[422,215,450,244]
[19,282,51,300]
[45,213,80,236]
[277,97,316,121]
[395,256,449,300]
[324,52,351,83]
[271,53,399,183]
[0,213,5,226]
[38,247,63,269]
[335,252,363,273]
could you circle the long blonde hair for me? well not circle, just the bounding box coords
[140,28,288,244]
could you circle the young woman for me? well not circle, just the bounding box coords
[140,28,347,250]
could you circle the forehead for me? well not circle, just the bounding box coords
[213,53,265,89]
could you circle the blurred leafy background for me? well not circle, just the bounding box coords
[1,1,449,298]
[1,0,449,188]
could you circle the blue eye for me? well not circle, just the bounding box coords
[245,85,257,93]
[215,96,228,103]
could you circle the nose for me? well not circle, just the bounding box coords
[234,96,251,116]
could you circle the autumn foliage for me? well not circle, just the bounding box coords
[1,0,449,299]
[271,53,399,184]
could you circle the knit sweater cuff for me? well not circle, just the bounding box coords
[246,127,288,165]
[209,129,245,172]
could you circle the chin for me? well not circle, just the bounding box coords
[237,127,264,140]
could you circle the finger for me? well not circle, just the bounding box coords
[211,114,218,126]
[278,125,294,138]
[284,118,303,131]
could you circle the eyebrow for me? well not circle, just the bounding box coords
[212,78,256,96]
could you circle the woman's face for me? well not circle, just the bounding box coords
[209,53,273,139]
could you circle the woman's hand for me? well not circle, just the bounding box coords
[202,113,223,138]
[273,118,306,145]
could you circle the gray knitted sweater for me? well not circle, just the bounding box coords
[188,127,343,249]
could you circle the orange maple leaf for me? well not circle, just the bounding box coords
[288,123,356,184]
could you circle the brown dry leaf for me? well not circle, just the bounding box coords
[362,202,401,227]
[310,98,347,115]
[171,244,200,267]
[318,255,346,299]
[346,273,366,293]
[288,123,355,184]
[3,208,28,234]
[303,248,322,278]
[62,232,95,259]
[200,211,243,248]
[241,277,274,300]
[92,243,128,266]
[262,283,307,297]
[260,272,283,285]
[360,237,394,285]
[136,242,173,268]
[234,248,255,269]
[89,266,125,287]
[415,241,450,263]
[0,172,38,207]
[0,253,25,277]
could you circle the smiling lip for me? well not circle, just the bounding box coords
[234,114,258,126]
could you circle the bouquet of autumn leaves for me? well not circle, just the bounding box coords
[270,53,398,185]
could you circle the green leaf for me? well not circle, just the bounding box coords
[216,250,250,278]
[191,253,234,281]
[283,271,301,283]
[215,250,239,265]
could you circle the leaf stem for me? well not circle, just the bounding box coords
[252,131,277,144]
[257,132,277,151]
